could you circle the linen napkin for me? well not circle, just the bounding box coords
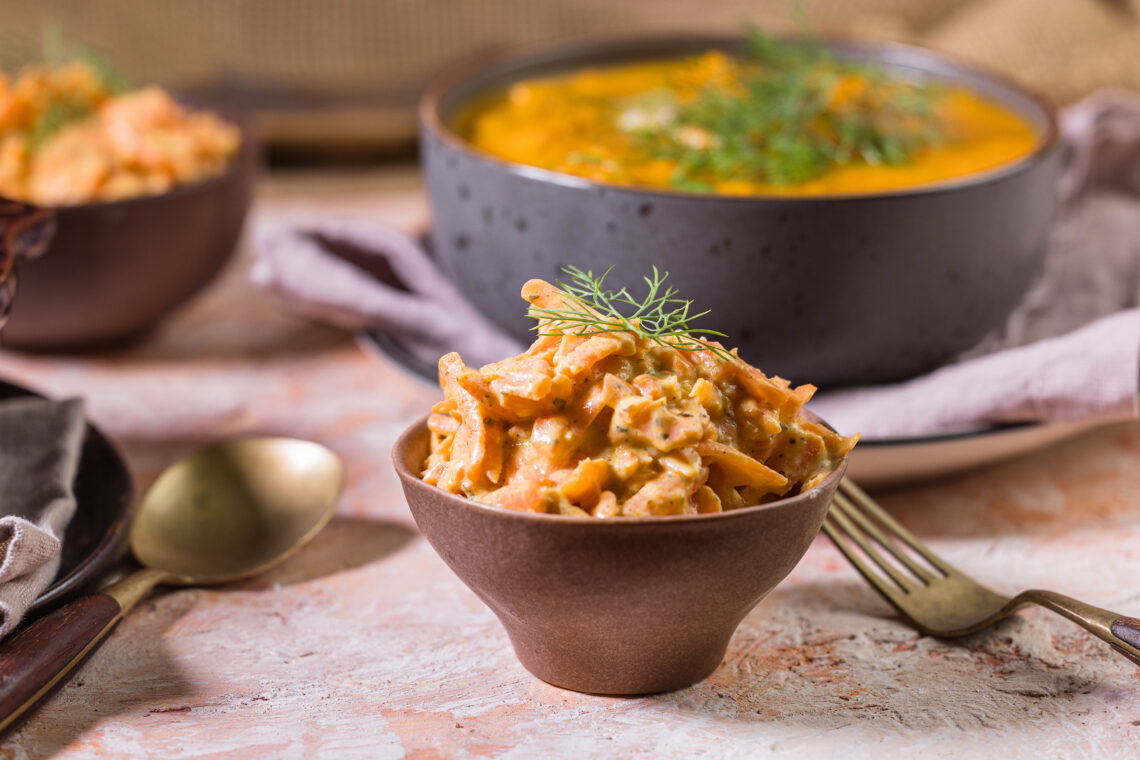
[0,396,86,637]
[251,220,523,366]
[251,91,1140,440]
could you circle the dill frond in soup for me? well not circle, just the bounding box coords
[464,32,1039,196]
[422,268,858,517]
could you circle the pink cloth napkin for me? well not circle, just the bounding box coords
[251,91,1140,440]
[250,220,521,366]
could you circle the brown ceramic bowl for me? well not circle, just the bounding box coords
[392,415,846,695]
[420,35,1062,388]
[2,109,256,351]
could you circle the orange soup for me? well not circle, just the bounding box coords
[464,47,1040,196]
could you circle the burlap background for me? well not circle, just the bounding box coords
[4,0,1137,148]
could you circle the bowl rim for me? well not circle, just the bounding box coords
[419,32,1062,203]
[29,100,256,213]
[392,413,848,527]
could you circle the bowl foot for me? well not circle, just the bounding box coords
[507,629,731,695]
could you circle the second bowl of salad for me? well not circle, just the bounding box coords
[0,60,255,350]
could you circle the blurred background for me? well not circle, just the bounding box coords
[5,0,1138,159]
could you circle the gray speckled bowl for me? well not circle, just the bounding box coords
[392,415,846,695]
[420,35,1061,388]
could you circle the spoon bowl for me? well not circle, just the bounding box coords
[132,438,343,584]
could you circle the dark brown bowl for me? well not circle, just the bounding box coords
[420,35,1062,388]
[1,111,257,351]
[392,416,845,695]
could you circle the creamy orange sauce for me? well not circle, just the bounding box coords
[464,52,1040,196]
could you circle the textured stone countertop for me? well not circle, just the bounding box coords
[1,166,1138,759]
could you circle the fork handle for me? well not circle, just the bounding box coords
[1019,589,1140,666]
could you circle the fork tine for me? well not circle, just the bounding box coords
[822,516,908,603]
[831,493,940,584]
[838,479,955,576]
[823,504,916,594]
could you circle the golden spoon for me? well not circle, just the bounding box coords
[0,436,343,732]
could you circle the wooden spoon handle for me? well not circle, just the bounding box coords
[0,593,123,733]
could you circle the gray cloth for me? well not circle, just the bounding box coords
[0,397,86,637]
[250,91,1140,439]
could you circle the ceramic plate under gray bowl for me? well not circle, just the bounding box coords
[849,417,1111,489]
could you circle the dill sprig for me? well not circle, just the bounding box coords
[38,24,131,92]
[4,25,131,148]
[27,98,95,148]
[627,28,944,191]
[532,266,735,362]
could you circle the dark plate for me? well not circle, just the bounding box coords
[1,380,134,611]
[360,329,438,386]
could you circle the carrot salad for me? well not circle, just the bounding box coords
[422,278,857,517]
[0,62,240,205]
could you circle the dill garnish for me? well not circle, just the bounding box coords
[26,98,94,148]
[531,266,735,362]
[36,24,130,93]
[626,29,944,190]
[5,25,131,148]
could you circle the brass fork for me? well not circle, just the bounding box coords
[823,479,1140,666]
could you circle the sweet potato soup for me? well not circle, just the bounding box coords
[463,44,1040,196]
